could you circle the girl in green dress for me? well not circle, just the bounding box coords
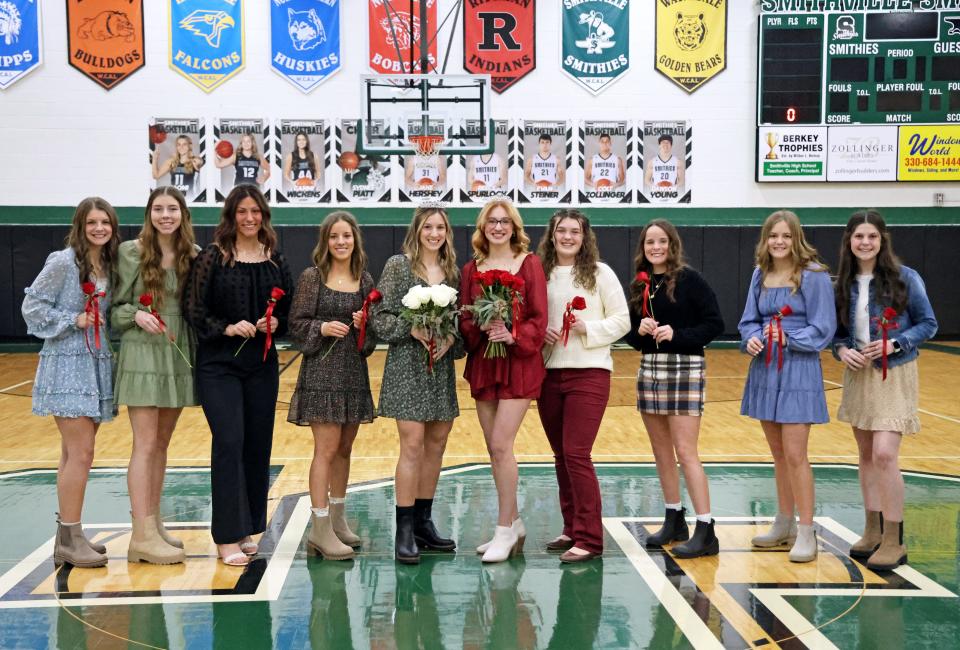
[112,186,198,565]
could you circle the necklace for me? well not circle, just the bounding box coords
[649,275,667,299]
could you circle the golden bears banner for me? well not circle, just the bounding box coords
[368,0,436,74]
[66,0,144,89]
[655,0,726,93]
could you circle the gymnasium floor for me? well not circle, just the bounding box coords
[0,346,957,649]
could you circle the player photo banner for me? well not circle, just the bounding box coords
[460,120,514,203]
[270,0,340,93]
[579,120,632,204]
[275,119,331,203]
[170,0,244,93]
[368,0,436,74]
[66,0,144,90]
[400,120,452,203]
[213,118,269,202]
[0,0,42,90]
[463,0,534,93]
[336,119,392,203]
[149,118,207,203]
[640,120,691,204]
[561,0,629,95]
[655,0,726,93]
[519,119,572,204]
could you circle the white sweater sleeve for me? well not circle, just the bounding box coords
[584,264,630,349]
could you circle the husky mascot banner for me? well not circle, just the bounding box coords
[270,0,340,93]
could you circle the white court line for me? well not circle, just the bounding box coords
[0,380,32,392]
[823,378,960,424]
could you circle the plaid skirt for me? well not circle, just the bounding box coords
[636,353,706,416]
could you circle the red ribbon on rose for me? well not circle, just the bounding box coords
[356,288,383,351]
[873,307,900,381]
[766,304,793,372]
[262,287,286,361]
[635,272,653,319]
[81,281,105,354]
[139,294,192,368]
[561,296,587,346]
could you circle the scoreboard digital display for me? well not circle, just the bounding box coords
[757,4,960,182]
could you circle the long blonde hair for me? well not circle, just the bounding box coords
[311,211,367,282]
[471,199,530,262]
[401,207,458,284]
[139,186,197,310]
[755,210,827,291]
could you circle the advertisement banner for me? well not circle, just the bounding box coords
[66,0,144,89]
[149,117,207,203]
[270,0,340,93]
[0,0,42,90]
[579,120,632,204]
[640,120,691,203]
[170,0,244,93]
[897,125,960,181]
[655,0,726,93]
[827,126,898,182]
[463,0,534,93]
[368,0,435,74]
[757,126,827,182]
[560,0,629,95]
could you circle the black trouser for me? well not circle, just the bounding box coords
[197,341,279,544]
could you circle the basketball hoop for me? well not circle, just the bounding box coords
[408,134,445,157]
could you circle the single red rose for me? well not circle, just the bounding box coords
[882,307,897,321]
[270,287,286,302]
[81,281,96,295]
[636,271,650,285]
[368,288,383,303]
[571,296,587,310]
[139,294,153,307]
[779,305,793,317]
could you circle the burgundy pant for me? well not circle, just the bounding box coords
[536,368,610,554]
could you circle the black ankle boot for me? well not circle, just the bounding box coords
[395,506,420,564]
[672,519,720,559]
[413,498,456,552]
[645,508,689,547]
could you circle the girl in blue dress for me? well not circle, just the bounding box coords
[738,210,835,563]
[22,197,121,569]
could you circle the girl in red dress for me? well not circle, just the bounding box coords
[460,199,548,563]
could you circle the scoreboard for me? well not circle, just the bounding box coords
[756,4,960,182]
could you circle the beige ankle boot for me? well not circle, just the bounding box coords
[751,513,797,548]
[128,515,185,565]
[57,512,105,554]
[53,520,107,568]
[850,511,882,559]
[155,513,184,550]
[867,520,907,571]
[307,514,355,560]
[329,502,362,548]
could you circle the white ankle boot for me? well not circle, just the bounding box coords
[477,518,525,554]
[789,524,818,563]
[481,525,521,563]
[751,513,798,548]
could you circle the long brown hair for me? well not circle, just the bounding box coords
[214,185,278,266]
[402,206,459,284]
[537,209,599,292]
[65,197,121,289]
[311,211,367,282]
[139,187,197,310]
[629,218,685,308]
[755,210,827,291]
[835,210,907,327]
[471,199,530,262]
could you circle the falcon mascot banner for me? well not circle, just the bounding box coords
[170,0,244,92]
[0,0,43,90]
[270,0,340,93]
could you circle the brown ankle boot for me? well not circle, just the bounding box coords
[307,514,355,560]
[329,502,362,548]
[128,515,185,565]
[866,519,907,571]
[53,520,107,568]
[57,512,105,554]
[850,511,883,559]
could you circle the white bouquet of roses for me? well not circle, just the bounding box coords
[399,284,460,372]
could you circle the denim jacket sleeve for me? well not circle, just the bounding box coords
[737,267,764,353]
[786,269,836,353]
[895,267,938,353]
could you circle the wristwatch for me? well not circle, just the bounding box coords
[891,339,902,354]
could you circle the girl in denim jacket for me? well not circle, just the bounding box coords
[834,210,938,572]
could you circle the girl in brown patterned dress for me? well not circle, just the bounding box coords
[288,211,376,560]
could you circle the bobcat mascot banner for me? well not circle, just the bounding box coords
[66,0,144,89]
[170,0,244,92]
[0,0,43,90]
[270,0,340,93]
[368,0,436,74]
[561,0,629,95]
[655,0,726,93]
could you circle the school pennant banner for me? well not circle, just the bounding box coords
[463,0,535,94]
[170,0,244,93]
[655,0,726,93]
[368,0,436,74]
[270,0,340,93]
[66,0,144,90]
[0,0,42,90]
[561,0,629,95]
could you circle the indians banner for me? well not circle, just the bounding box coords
[561,0,629,95]
[0,0,42,90]
[66,0,144,89]
[655,0,726,93]
[368,0,436,74]
[270,0,340,93]
[170,0,244,92]
[463,0,534,94]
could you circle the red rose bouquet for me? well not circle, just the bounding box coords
[561,295,587,346]
[466,269,524,358]
[766,304,793,371]
[81,281,106,354]
[873,307,899,380]
[139,294,192,368]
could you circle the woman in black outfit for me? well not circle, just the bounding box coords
[183,185,293,566]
